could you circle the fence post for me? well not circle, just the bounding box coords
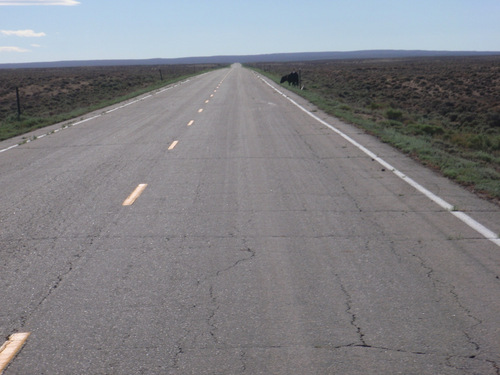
[159,69,163,81]
[16,87,21,118]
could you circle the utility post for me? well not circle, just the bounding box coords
[299,69,302,89]
[16,87,21,119]
[159,69,163,81]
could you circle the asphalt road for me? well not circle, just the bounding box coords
[1,64,499,374]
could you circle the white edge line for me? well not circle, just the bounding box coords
[0,144,19,153]
[258,75,500,246]
[73,114,101,126]
[452,211,500,246]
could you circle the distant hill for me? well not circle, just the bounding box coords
[1,50,499,69]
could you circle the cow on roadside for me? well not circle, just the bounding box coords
[280,71,299,87]
[289,71,299,87]
[280,74,290,84]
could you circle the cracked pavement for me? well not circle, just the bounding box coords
[1,65,499,374]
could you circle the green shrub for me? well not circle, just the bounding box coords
[487,112,500,128]
[476,180,500,198]
[473,151,494,163]
[404,123,444,136]
[386,108,403,121]
[369,102,383,110]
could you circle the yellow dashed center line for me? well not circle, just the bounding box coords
[0,78,232,372]
[168,140,179,150]
[0,332,30,373]
[123,184,148,206]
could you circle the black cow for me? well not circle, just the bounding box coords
[280,71,299,87]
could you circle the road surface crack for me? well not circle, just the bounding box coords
[445,355,500,375]
[410,251,483,355]
[239,349,248,372]
[12,232,104,332]
[207,284,220,345]
[215,247,256,277]
[335,273,367,347]
[203,246,256,346]
[16,261,74,331]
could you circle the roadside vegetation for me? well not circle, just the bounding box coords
[246,56,500,203]
[0,64,225,141]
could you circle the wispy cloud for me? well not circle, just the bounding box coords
[0,46,29,52]
[0,0,79,5]
[1,29,46,37]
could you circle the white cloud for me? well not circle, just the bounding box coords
[0,0,79,5]
[1,29,46,37]
[0,46,29,52]
[30,43,41,47]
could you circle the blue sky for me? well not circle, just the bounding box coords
[1,0,499,63]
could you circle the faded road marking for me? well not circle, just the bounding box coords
[0,332,30,373]
[168,140,179,150]
[123,184,148,206]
